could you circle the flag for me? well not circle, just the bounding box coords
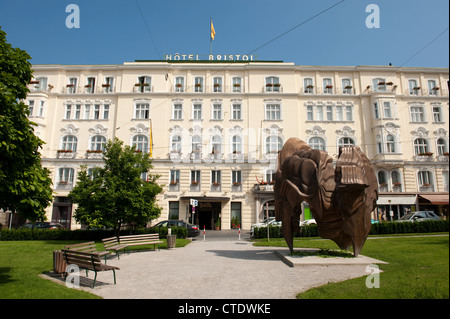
[210,19,216,41]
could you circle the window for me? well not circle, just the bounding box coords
[132,135,149,153]
[432,106,443,123]
[212,103,222,120]
[409,79,419,95]
[67,77,77,94]
[326,106,333,121]
[38,101,44,117]
[28,100,34,116]
[94,105,100,119]
[386,135,396,153]
[374,103,380,119]
[428,80,439,95]
[192,103,202,120]
[266,136,283,154]
[233,77,242,93]
[85,77,95,94]
[338,137,355,148]
[65,104,72,119]
[74,105,81,119]
[346,105,353,121]
[84,104,91,119]
[103,105,109,119]
[418,171,433,188]
[266,76,280,92]
[31,77,47,91]
[173,103,183,120]
[309,137,326,151]
[410,106,425,122]
[211,170,221,185]
[213,77,222,92]
[266,169,276,183]
[137,76,151,92]
[323,78,333,94]
[171,135,182,153]
[211,135,222,158]
[232,103,242,120]
[383,102,392,118]
[231,202,242,228]
[191,170,201,185]
[191,135,202,159]
[437,138,448,156]
[135,103,150,119]
[414,138,429,155]
[62,135,77,152]
[342,78,352,94]
[168,201,180,219]
[91,135,106,151]
[372,78,386,92]
[316,106,324,121]
[304,78,314,93]
[392,171,402,189]
[378,170,387,186]
[103,77,114,93]
[58,168,74,184]
[170,170,180,184]
[194,77,203,92]
[307,106,313,121]
[232,135,242,154]
[265,104,281,120]
[175,77,184,92]
[335,106,343,121]
[232,171,242,185]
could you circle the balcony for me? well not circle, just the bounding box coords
[62,85,116,94]
[414,153,434,162]
[86,150,104,159]
[56,150,76,159]
[301,86,356,95]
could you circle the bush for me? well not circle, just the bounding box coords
[0,226,189,241]
[252,220,449,239]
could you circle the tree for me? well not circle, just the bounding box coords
[69,138,163,235]
[0,26,53,222]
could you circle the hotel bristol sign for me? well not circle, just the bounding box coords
[164,53,257,61]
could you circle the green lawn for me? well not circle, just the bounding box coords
[0,239,191,299]
[253,234,449,299]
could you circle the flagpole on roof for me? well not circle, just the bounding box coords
[210,18,212,56]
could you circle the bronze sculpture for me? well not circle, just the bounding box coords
[274,138,378,256]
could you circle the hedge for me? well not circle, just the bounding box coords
[0,226,188,241]
[252,220,449,239]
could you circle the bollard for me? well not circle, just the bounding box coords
[239,227,241,241]
[203,225,206,241]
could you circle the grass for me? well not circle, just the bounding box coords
[253,234,449,299]
[0,238,191,299]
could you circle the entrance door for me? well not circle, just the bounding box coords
[198,202,221,230]
[52,197,72,229]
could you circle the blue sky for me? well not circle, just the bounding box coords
[0,0,448,67]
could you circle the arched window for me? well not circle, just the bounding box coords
[437,138,448,155]
[266,136,283,154]
[90,135,106,151]
[392,171,402,190]
[338,137,355,148]
[378,170,387,185]
[414,138,429,155]
[309,137,326,151]
[62,135,77,152]
[132,135,149,153]
[418,170,434,190]
[232,135,242,154]
[171,135,182,153]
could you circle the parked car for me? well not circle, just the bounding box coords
[152,220,200,237]
[397,211,440,222]
[250,218,281,235]
[300,219,316,226]
[19,222,64,229]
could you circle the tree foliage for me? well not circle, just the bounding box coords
[0,26,53,221]
[69,138,163,234]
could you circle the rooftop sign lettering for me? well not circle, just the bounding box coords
[164,53,257,62]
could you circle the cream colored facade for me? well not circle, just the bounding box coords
[22,60,449,230]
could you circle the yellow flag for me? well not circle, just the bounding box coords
[210,20,216,40]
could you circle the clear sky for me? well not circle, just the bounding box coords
[0,0,448,67]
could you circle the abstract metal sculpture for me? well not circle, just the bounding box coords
[274,138,378,256]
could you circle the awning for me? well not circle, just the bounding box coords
[377,195,417,205]
[418,194,449,205]
[179,196,230,201]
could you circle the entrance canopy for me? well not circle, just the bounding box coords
[180,196,230,201]
[418,194,449,205]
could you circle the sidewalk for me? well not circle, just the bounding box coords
[78,231,384,299]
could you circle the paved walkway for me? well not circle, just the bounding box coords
[74,230,383,299]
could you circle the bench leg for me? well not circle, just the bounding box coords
[92,271,98,288]
[112,269,117,285]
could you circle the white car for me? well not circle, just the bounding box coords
[250,217,280,235]
[300,219,316,226]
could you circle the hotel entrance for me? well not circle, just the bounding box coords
[190,202,221,230]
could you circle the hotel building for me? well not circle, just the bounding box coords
[8,59,449,230]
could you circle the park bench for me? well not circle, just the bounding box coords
[65,241,109,263]
[61,249,119,288]
[102,233,163,259]
[102,236,128,260]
